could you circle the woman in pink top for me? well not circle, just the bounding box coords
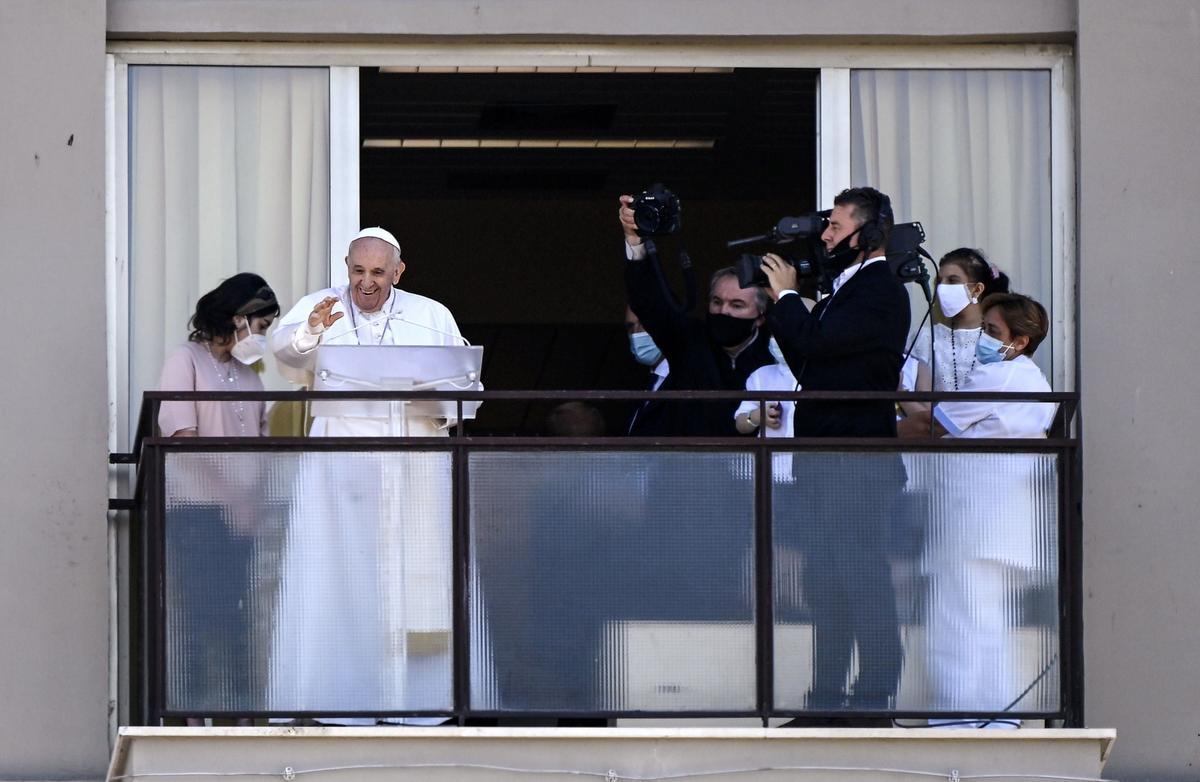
[157,273,278,725]
[158,273,279,438]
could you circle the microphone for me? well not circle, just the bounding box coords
[324,309,375,342]
[386,311,472,346]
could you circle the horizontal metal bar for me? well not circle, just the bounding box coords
[154,709,1064,720]
[108,499,136,511]
[143,436,1077,451]
[110,453,137,465]
[140,389,1079,403]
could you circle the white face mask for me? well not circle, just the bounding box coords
[936,283,975,318]
[230,317,267,365]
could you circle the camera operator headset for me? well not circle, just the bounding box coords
[760,186,911,718]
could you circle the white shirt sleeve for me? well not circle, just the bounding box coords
[270,289,345,386]
[935,361,1015,436]
[909,322,933,367]
[933,403,968,436]
[735,368,768,420]
[899,355,920,392]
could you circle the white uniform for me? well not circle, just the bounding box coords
[734,362,798,483]
[924,355,1057,725]
[267,285,466,720]
[903,322,984,393]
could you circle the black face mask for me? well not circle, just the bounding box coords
[822,226,864,271]
[707,312,758,348]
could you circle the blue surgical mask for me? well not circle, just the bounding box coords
[629,331,663,366]
[768,337,786,366]
[975,332,1014,364]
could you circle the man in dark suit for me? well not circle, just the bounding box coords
[618,196,774,438]
[615,195,772,626]
[761,187,910,718]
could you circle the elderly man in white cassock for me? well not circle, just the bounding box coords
[268,227,465,723]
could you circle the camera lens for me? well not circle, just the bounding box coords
[634,203,661,234]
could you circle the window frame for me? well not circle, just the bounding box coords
[104,40,1075,732]
[108,41,1074,397]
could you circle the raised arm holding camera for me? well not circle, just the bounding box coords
[618,191,773,437]
[762,187,911,721]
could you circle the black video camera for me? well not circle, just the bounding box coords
[730,214,933,296]
[631,183,682,237]
[729,214,830,289]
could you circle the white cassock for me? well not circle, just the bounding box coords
[267,285,467,719]
[924,355,1057,723]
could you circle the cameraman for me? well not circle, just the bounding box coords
[618,195,774,437]
[761,187,910,720]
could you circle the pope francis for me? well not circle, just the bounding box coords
[267,227,465,722]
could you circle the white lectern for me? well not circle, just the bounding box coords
[311,345,483,436]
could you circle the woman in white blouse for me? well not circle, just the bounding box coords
[900,247,1010,412]
[900,293,1056,727]
[157,273,279,725]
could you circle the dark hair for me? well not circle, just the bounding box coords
[981,292,1049,356]
[546,401,606,437]
[833,186,893,252]
[939,247,1010,300]
[188,272,280,343]
[710,266,770,314]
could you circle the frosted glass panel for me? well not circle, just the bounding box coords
[159,445,1062,717]
[773,451,1060,714]
[163,450,453,714]
[469,451,757,713]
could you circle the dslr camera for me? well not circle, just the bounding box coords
[631,183,682,237]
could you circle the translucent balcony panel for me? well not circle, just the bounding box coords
[163,450,453,714]
[772,450,1060,714]
[468,451,757,713]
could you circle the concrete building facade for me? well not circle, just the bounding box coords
[1,1,1197,779]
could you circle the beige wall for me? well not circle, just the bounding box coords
[0,0,1195,778]
[0,0,112,778]
[1078,1,1200,779]
[106,0,1074,41]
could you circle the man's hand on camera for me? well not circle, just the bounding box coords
[761,253,797,301]
[618,195,643,247]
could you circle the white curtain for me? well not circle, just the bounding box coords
[851,69,1052,376]
[129,65,330,425]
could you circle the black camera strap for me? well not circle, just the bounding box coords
[644,239,696,316]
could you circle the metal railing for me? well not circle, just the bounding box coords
[110,388,1081,726]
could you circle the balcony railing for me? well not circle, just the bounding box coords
[110,389,1081,726]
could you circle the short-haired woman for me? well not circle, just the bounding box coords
[901,293,1057,726]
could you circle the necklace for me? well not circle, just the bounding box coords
[346,291,396,345]
[949,327,981,390]
[204,342,249,435]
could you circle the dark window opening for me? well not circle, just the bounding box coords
[359,67,818,434]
